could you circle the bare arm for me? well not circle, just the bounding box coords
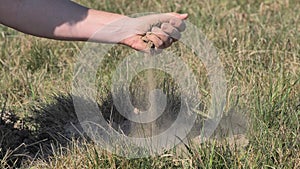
[0,0,188,52]
[0,0,125,41]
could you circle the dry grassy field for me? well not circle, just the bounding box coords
[0,0,299,168]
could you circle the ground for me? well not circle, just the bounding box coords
[0,0,299,168]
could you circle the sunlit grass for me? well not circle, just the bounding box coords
[0,0,299,168]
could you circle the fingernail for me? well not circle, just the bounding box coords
[180,13,188,18]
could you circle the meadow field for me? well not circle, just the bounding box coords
[0,0,299,168]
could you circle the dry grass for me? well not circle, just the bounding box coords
[1,0,299,168]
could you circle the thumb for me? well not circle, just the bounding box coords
[169,13,189,20]
[151,13,188,23]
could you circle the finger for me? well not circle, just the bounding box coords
[141,37,163,55]
[151,27,173,48]
[169,17,186,32]
[151,27,169,41]
[128,36,149,51]
[169,13,188,20]
[135,13,188,34]
[161,38,174,48]
[156,13,186,32]
[161,23,181,40]
[144,32,164,48]
[154,13,188,23]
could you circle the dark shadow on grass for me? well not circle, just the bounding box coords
[0,93,128,168]
[0,91,180,167]
[0,95,83,168]
[0,91,248,168]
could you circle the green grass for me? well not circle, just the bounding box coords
[1,0,299,168]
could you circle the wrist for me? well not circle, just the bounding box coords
[72,9,128,43]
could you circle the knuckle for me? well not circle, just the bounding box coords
[169,18,181,27]
[161,23,169,31]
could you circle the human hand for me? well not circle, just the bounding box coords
[119,13,188,54]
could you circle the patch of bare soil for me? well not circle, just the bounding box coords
[1,89,248,167]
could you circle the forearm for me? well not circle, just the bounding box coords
[0,0,188,52]
[0,0,126,42]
